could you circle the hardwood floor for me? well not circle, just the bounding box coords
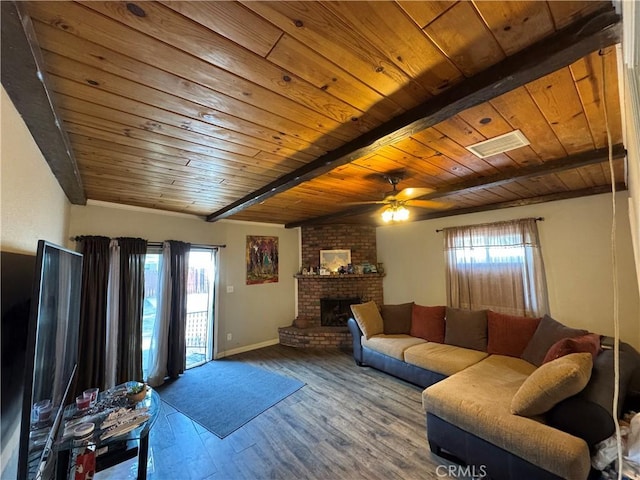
[96,345,464,480]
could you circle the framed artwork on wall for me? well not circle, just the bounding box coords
[246,236,279,284]
[320,249,351,273]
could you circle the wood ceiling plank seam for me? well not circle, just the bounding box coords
[524,68,597,157]
[412,127,501,175]
[70,133,284,181]
[422,1,507,78]
[569,47,623,150]
[79,1,379,134]
[59,107,264,159]
[367,145,460,183]
[64,122,294,177]
[547,1,612,30]
[159,1,284,58]
[319,1,464,95]
[383,139,473,178]
[471,1,556,57]
[77,156,262,191]
[550,170,590,190]
[395,0,457,30]
[53,89,314,165]
[265,32,405,121]
[240,0,432,110]
[488,87,569,161]
[26,3,354,143]
[30,25,346,154]
[44,61,330,158]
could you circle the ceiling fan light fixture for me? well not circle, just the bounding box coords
[382,205,409,222]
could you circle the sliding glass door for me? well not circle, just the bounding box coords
[185,249,216,369]
[142,246,217,379]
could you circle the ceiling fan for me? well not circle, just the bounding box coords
[349,173,443,222]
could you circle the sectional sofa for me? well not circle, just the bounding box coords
[347,301,640,480]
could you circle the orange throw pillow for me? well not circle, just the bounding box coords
[487,311,541,358]
[410,304,445,343]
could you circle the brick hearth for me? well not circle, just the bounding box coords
[278,326,352,349]
[279,225,384,349]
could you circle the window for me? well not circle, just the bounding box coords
[443,218,549,317]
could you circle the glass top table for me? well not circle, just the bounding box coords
[55,383,160,479]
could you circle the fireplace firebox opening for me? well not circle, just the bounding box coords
[320,297,361,327]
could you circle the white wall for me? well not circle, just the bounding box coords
[377,192,640,349]
[68,202,299,357]
[0,86,70,253]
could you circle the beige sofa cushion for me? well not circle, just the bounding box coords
[511,352,593,416]
[362,334,426,360]
[423,355,590,480]
[350,301,383,339]
[404,343,488,376]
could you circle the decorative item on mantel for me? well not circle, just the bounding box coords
[319,249,351,273]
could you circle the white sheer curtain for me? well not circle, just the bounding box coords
[146,242,172,387]
[104,239,120,390]
[444,218,549,317]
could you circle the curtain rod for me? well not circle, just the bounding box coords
[435,217,544,233]
[147,242,226,249]
[71,237,226,248]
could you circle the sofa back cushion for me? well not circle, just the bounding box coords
[410,305,445,343]
[487,311,541,357]
[350,301,384,339]
[444,307,487,352]
[381,302,414,334]
[511,352,593,416]
[520,314,588,366]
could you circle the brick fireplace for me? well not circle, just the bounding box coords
[279,225,384,349]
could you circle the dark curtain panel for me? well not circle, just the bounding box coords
[76,236,110,395]
[167,241,190,379]
[116,237,147,384]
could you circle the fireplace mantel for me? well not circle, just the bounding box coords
[294,273,385,279]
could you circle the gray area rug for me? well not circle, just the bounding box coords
[157,359,305,438]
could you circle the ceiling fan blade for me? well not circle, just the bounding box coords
[344,200,387,206]
[394,187,434,201]
[408,199,451,209]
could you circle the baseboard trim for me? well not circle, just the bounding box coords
[215,338,280,359]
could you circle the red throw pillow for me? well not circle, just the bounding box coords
[487,311,541,357]
[542,333,602,364]
[410,305,445,343]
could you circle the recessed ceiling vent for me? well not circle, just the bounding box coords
[466,130,530,158]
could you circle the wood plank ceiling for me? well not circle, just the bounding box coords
[6,1,627,226]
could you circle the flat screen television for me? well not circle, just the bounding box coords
[17,241,83,480]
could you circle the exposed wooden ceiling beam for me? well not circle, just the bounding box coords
[285,143,627,228]
[413,183,628,223]
[1,2,85,204]
[207,5,621,222]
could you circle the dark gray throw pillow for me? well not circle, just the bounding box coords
[444,307,488,352]
[521,314,588,366]
[381,302,414,335]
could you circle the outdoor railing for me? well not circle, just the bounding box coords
[185,310,208,349]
